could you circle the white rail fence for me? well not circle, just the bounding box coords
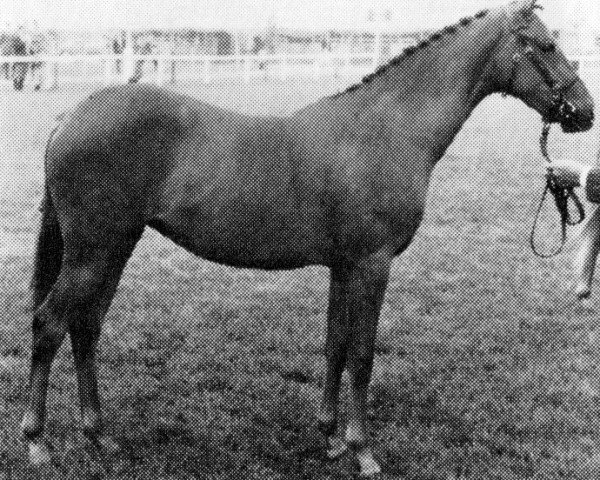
[0,53,599,89]
[0,53,375,89]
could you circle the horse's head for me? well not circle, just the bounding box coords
[494,0,594,132]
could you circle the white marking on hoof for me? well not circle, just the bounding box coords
[326,436,348,459]
[86,433,120,455]
[28,441,51,466]
[96,435,120,454]
[356,448,381,477]
[575,282,592,300]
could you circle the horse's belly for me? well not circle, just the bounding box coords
[149,203,327,269]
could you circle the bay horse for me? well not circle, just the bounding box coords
[22,1,594,475]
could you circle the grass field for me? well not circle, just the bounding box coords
[2,75,600,480]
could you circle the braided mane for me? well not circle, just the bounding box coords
[340,9,490,95]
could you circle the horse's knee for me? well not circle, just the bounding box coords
[31,308,69,362]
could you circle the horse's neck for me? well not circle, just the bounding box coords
[348,12,507,161]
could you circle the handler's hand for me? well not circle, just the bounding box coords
[547,160,586,189]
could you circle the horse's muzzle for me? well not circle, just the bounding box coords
[559,104,594,133]
[556,82,595,133]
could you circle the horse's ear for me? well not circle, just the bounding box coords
[508,0,540,18]
[511,0,537,12]
[524,0,542,14]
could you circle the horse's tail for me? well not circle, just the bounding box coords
[30,123,65,309]
[30,189,63,310]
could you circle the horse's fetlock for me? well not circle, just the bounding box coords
[82,409,102,435]
[345,425,366,450]
[21,411,43,440]
[317,417,337,437]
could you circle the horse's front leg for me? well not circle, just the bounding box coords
[345,252,391,476]
[317,267,352,459]
[320,251,392,476]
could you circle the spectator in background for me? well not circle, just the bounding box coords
[28,21,44,90]
[252,36,267,70]
[129,38,156,84]
[112,31,125,75]
[14,22,44,90]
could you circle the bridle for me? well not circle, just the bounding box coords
[501,8,585,258]
[502,19,579,124]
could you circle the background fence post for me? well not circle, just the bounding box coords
[280,54,288,81]
[203,58,211,84]
[122,44,134,83]
[42,60,57,90]
[103,58,113,85]
[244,56,251,83]
[155,59,164,86]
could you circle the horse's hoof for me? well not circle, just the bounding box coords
[96,435,120,454]
[356,448,382,477]
[359,462,382,477]
[28,441,51,466]
[86,434,120,455]
[576,283,591,300]
[326,436,348,459]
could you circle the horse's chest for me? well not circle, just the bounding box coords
[330,161,429,252]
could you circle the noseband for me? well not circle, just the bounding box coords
[502,21,579,123]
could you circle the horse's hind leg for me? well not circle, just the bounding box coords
[21,236,140,463]
[68,254,131,451]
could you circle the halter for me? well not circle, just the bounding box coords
[500,8,585,257]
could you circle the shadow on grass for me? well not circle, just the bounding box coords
[370,378,540,480]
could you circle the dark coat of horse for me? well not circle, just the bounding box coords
[0,33,28,90]
[21,1,595,475]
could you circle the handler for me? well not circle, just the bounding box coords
[551,158,600,298]
[550,159,600,199]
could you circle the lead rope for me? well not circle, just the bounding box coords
[530,121,585,258]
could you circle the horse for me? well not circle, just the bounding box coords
[0,33,28,90]
[21,1,594,476]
